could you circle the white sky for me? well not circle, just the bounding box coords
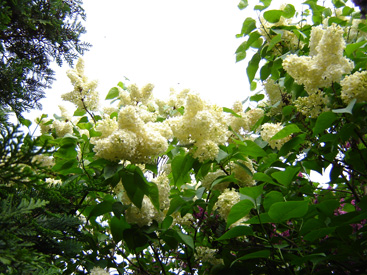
[27,0,259,120]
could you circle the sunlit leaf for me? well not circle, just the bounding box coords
[106,87,119,100]
[271,124,301,140]
[227,200,254,228]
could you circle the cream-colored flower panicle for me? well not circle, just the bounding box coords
[91,84,172,163]
[294,90,329,118]
[341,71,367,104]
[261,122,291,150]
[195,246,224,266]
[90,266,109,275]
[283,24,354,93]
[214,188,240,220]
[168,92,230,162]
[61,58,99,111]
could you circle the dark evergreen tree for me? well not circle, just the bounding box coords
[0,124,89,274]
[0,0,90,116]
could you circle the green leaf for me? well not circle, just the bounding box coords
[161,216,173,230]
[238,140,267,157]
[263,10,283,23]
[264,191,284,212]
[332,0,345,8]
[123,228,148,250]
[250,94,264,102]
[316,199,340,217]
[313,112,337,135]
[112,201,125,217]
[332,98,356,114]
[240,17,256,36]
[19,117,31,127]
[217,226,253,240]
[254,0,272,11]
[302,160,323,175]
[271,166,300,187]
[110,216,130,243]
[73,108,86,116]
[345,41,367,56]
[223,107,242,118]
[231,250,271,267]
[166,196,186,216]
[240,184,264,200]
[211,175,237,189]
[304,227,336,242]
[227,200,254,228]
[253,173,278,185]
[176,230,194,250]
[250,81,257,91]
[268,201,308,222]
[54,143,77,160]
[270,124,301,140]
[236,51,246,62]
[238,0,248,10]
[106,87,120,100]
[247,52,261,84]
[260,62,272,81]
[282,4,296,18]
[171,154,195,187]
[104,163,124,179]
[267,33,282,51]
[88,201,113,219]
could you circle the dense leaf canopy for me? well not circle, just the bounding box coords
[2,0,367,274]
[0,0,90,116]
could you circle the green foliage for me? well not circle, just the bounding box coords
[4,0,367,274]
[0,0,90,116]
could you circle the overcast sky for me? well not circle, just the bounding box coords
[27,0,258,120]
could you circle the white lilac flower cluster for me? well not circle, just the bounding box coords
[283,24,354,93]
[32,155,54,168]
[91,84,172,163]
[294,90,330,118]
[213,188,240,221]
[341,71,367,104]
[228,100,264,133]
[61,58,99,111]
[90,266,109,275]
[263,78,284,115]
[35,106,74,137]
[195,246,224,266]
[259,6,302,53]
[261,122,291,150]
[168,92,230,162]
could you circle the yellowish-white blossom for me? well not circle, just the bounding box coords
[168,92,230,162]
[61,58,99,111]
[32,155,54,168]
[52,120,73,137]
[90,266,109,275]
[263,78,284,115]
[214,188,240,220]
[45,178,62,186]
[283,24,354,93]
[261,122,291,150]
[195,246,224,266]
[294,90,329,118]
[341,70,367,104]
